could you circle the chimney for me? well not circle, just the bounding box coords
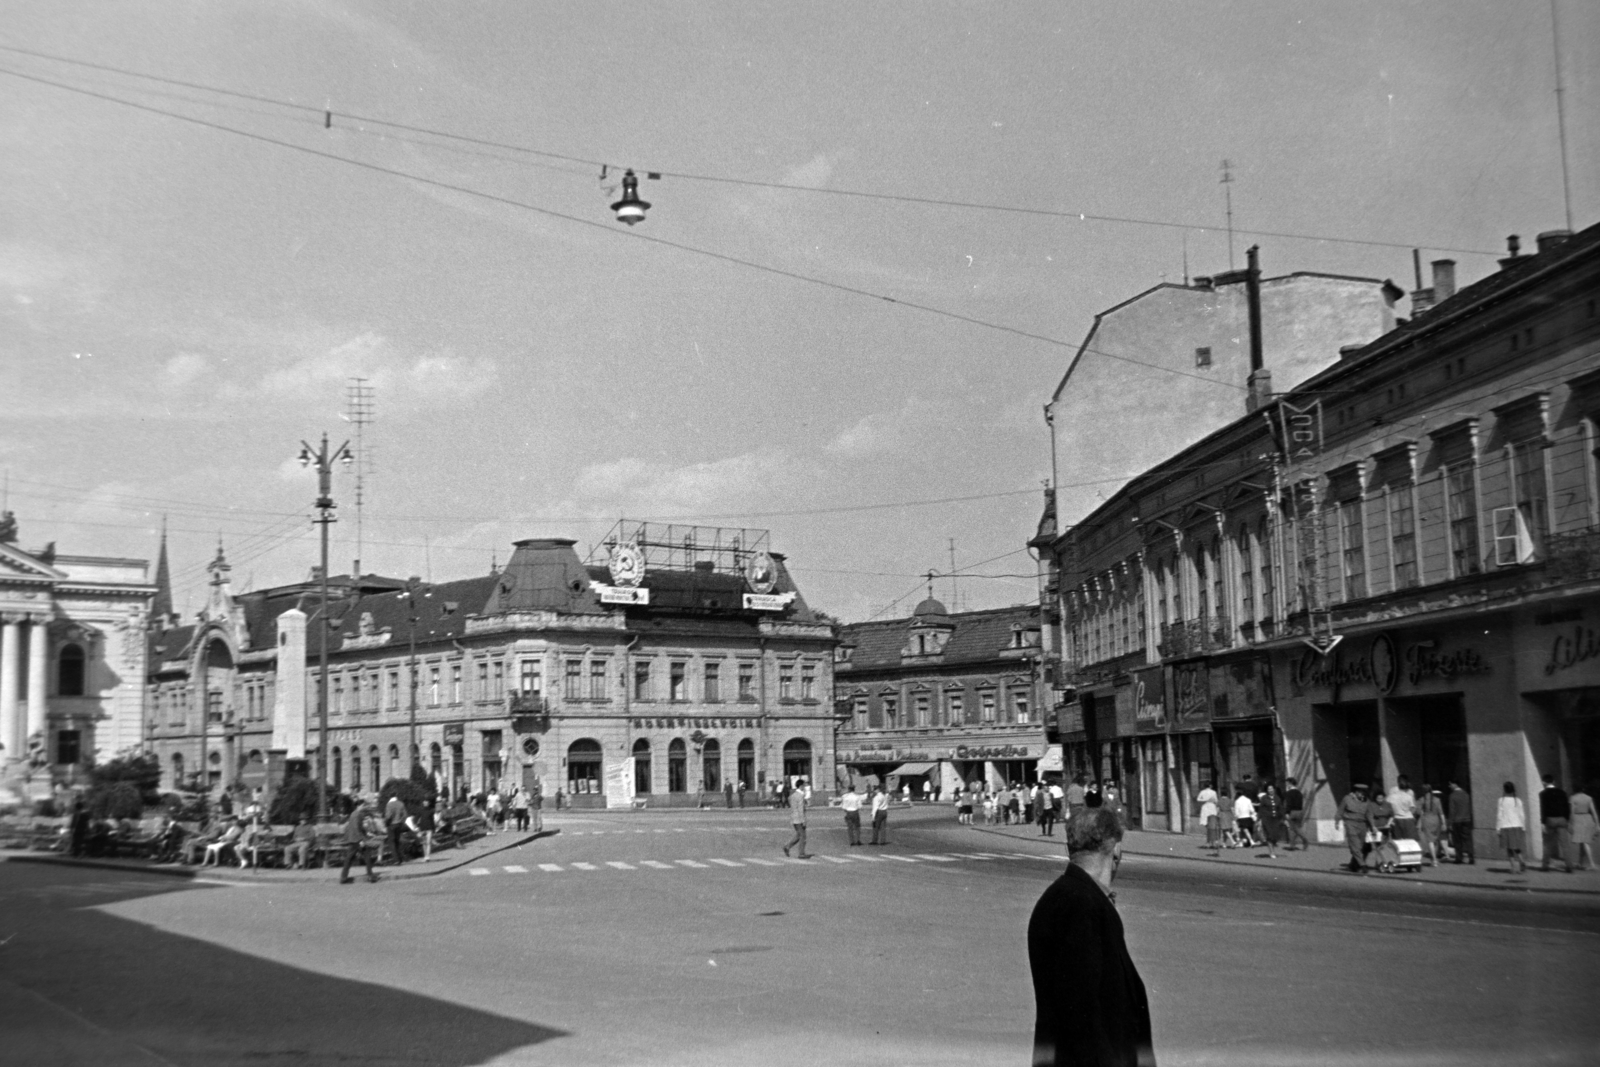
[1536,229,1573,254]
[1431,259,1456,303]
[1499,234,1523,270]
[1244,245,1272,412]
[1410,248,1434,315]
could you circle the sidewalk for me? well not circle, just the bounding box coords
[2,826,557,885]
[971,820,1600,896]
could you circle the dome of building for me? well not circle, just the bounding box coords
[912,596,949,618]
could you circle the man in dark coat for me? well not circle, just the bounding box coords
[1028,807,1155,1067]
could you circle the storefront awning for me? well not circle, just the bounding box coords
[886,761,937,776]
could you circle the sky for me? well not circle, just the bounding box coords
[2,0,1597,624]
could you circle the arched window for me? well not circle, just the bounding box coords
[782,738,813,784]
[429,742,442,774]
[350,747,362,792]
[737,738,755,793]
[567,738,602,795]
[388,744,401,782]
[332,747,343,793]
[58,644,85,697]
[369,746,381,795]
[667,738,687,793]
[632,738,652,794]
[701,738,721,792]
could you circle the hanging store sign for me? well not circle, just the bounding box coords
[1133,667,1166,733]
[1274,397,1323,464]
[743,592,795,612]
[592,583,650,605]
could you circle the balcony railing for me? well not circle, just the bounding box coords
[508,692,548,714]
[1157,615,1232,660]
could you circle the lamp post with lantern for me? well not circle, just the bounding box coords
[298,433,352,819]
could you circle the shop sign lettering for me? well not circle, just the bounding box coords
[1292,646,1375,692]
[1405,643,1489,685]
[630,717,757,730]
[442,723,465,744]
[1172,663,1210,726]
[1133,668,1166,733]
[954,744,1036,760]
[1545,625,1600,676]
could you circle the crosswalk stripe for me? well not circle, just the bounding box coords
[883,855,918,863]
[851,854,886,862]
[653,829,667,833]
[503,864,528,873]
[820,855,853,864]
[673,828,686,832]
[539,863,563,872]
[570,862,598,870]
[640,860,674,869]
[913,854,958,862]
[606,861,636,870]
[469,868,490,876]
[742,857,781,866]
[708,858,744,867]
[676,859,710,868]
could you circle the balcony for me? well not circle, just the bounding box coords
[1547,526,1600,583]
[1157,616,1232,660]
[508,692,550,733]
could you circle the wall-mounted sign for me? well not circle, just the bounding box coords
[442,722,465,745]
[329,729,363,743]
[953,743,1041,760]
[746,551,778,594]
[1133,667,1166,733]
[1545,624,1600,676]
[593,583,650,605]
[743,592,794,612]
[1291,632,1489,694]
[608,541,646,587]
[629,716,759,730]
[1171,663,1210,728]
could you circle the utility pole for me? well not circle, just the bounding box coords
[948,538,958,613]
[405,576,427,770]
[1220,160,1236,271]
[1550,0,1573,232]
[298,433,352,819]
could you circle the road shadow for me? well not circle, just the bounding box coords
[0,862,565,1066]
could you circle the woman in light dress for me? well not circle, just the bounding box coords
[1196,782,1221,848]
[1569,783,1597,871]
[1496,780,1527,874]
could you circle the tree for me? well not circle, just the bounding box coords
[90,753,163,806]
[378,776,430,816]
[87,781,144,820]
[268,777,324,825]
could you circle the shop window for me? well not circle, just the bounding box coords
[564,659,583,699]
[567,738,603,795]
[782,738,813,783]
[635,661,652,701]
[668,738,687,792]
[704,662,721,703]
[670,662,687,702]
[57,644,85,697]
[737,739,755,792]
[702,738,721,792]
[738,662,755,701]
[429,742,441,774]
[633,739,652,794]
[388,744,401,780]
[589,659,608,701]
[450,745,464,793]
[171,751,185,789]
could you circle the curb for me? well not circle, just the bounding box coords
[965,825,1600,898]
[2,829,560,885]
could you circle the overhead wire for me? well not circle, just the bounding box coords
[0,40,1504,257]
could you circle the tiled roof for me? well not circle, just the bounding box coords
[840,605,1040,673]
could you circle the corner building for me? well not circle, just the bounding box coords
[147,525,837,808]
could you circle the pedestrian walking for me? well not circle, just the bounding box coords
[870,783,890,845]
[1037,786,1056,836]
[1538,773,1573,873]
[1065,775,1087,820]
[1569,783,1597,871]
[724,780,734,808]
[415,798,436,861]
[1027,807,1154,1067]
[1335,782,1372,873]
[339,802,381,884]
[1366,786,1396,872]
[1388,776,1418,841]
[1447,780,1475,864]
[840,782,864,846]
[1417,786,1446,867]
[1496,781,1528,874]
[781,776,812,858]
[1232,789,1260,850]
[1284,777,1309,850]
[1218,787,1240,848]
[958,788,974,826]
[510,787,530,832]
[737,780,746,808]
[383,791,409,866]
[1196,781,1221,847]
[1258,782,1284,857]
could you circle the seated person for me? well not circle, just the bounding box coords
[180,822,222,865]
[202,820,243,867]
[283,818,317,870]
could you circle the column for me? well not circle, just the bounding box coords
[26,617,48,745]
[0,617,19,761]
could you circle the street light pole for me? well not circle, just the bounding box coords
[405,576,425,771]
[299,433,352,820]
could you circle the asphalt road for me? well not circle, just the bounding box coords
[4,806,1598,1066]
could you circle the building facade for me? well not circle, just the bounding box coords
[1038,223,1600,863]
[834,600,1049,795]
[0,513,155,802]
[146,524,838,808]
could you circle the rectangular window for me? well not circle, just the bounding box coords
[853,696,867,729]
[429,667,440,706]
[1156,570,1168,627]
[1340,499,1367,601]
[1512,440,1549,553]
[520,659,542,695]
[883,695,898,726]
[1389,484,1418,589]
[589,659,608,700]
[704,662,721,703]
[451,664,462,704]
[738,662,755,700]
[670,662,687,702]
[980,691,996,722]
[564,659,583,699]
[368,672,379,710]
[1012,690,1031,723]
[492,661,505,698]
[476,663,488,701]
[634,661,652,701]
[1195,548,1210,620]
[800,664,815,700]
[948,692,964,725]
[1447,464,1481,576]
[1237,533,1254,622]
[778,665,795,700]
[1258,520,1276,619]
[915,693,930,726]
[387,670,400,709]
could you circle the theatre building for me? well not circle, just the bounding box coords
[1038,222,1600,861]
[146,523,837,808]
[833,600,1050,795]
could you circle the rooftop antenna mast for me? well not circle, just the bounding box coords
[1220,159,1236,271]
[948,538,959,613]
[345,377,375,577]
[1550,0,1574,231]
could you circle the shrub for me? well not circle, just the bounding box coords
[377,776,430,816]
[90,754,163,806]
[408,761,438,803]
[87,781,145,821]
[267,778,322,824]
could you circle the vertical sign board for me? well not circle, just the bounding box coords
[1170,663,1211,729]
[605,756,637,808]
[1132,667,1167,733]
[1113,684,1139,738]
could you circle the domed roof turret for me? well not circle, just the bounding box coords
[912,596,949,618]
